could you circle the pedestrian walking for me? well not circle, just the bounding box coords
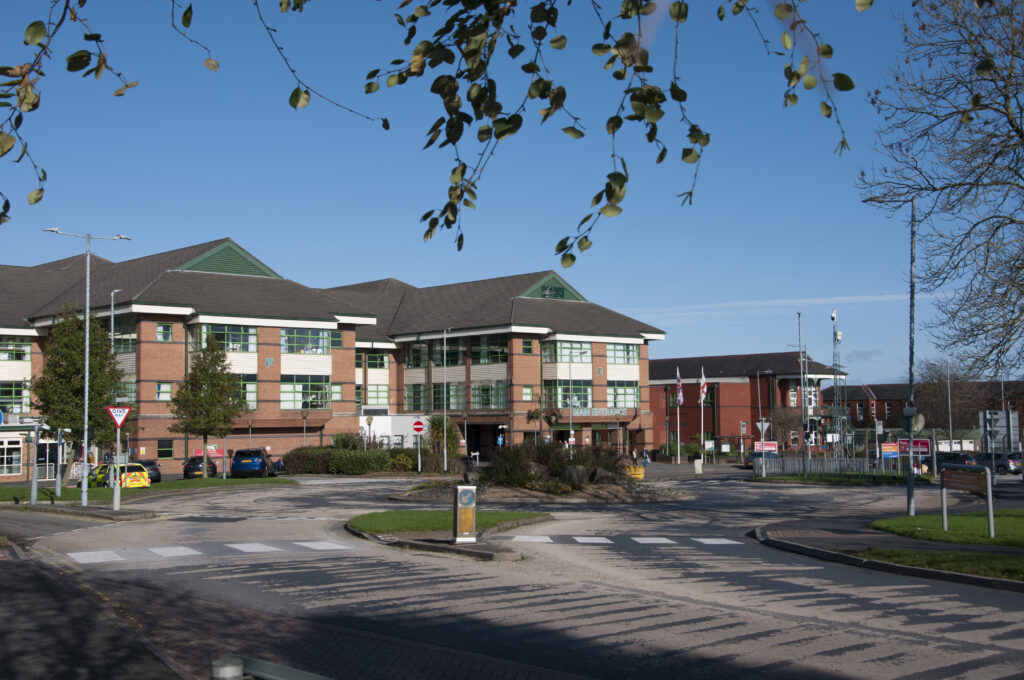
[642,449,650,469]
[631,448,638,466]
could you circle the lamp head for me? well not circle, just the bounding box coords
[114,234,130,240]
[43,227,60,234]
[41,423,51,430]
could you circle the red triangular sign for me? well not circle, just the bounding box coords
[106,406,132,429]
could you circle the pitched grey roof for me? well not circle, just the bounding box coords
[650,352,837,382]
[322,278,416,344]
[10,238,371,325]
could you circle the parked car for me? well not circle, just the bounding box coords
[935,452,977,470]
[973,452,1022,476]
[182,456,217,479]
[82,463,151,488]
[230,448,275,478]
[137,458,162,483]
[743,450,779,470]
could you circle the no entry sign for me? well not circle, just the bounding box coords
[413,420,424,433]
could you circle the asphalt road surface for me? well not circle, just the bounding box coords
[16,476,1024,679]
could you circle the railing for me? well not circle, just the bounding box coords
[761,456,916,479]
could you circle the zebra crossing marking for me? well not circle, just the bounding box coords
[632,537,677,545]
[226,543,283,553]
[68,550,123,564]
[573,536,614,544]
[149,546,202,557]
[511,535,554,543]
[692,538,742,545]
[294,541,352,551]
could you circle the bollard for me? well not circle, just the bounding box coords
[211,656,244,680]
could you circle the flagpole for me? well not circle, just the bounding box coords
[675,366,682,465]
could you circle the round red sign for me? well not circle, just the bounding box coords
[412,420,424,433]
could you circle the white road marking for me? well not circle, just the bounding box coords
[226,543,282,553]
[573,536,614,544]
[69,550,123,564]
[631,537,677,545]
[149,546,202,557]
[293,541,351,551]
[692,538,743,545]
[512,535,554,543]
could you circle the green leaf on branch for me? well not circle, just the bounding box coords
[975,58,994,77]
[0,133,15,158]
[24,21,47,46]
[562,127,584,139]
[578,236,592,251]
[855,0,873,11]
[289,87,310,109]
[66,50,91,73]
[781,32,793,51]
[365,82,380,94]
[182,4,193,29]
[550,35,567,49]
[560,252,576,268]
[670,82,687,102]
[600,204,622,217]
[27,188,44,205]
[204,59,219,72]
[818,44,834,58]
[669,2,689,22]
[555,237,570,254]
[773,3,794,20]
[682,148,699,163]
[820,101,833,118]
[606,115,623,134]
[802,74,818,89]
[833,73,855,91]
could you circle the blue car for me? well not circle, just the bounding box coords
[230,448,275,478]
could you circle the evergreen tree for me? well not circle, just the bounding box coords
[32,307,124,484]
[169,333,248,477]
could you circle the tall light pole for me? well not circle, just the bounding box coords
[442,327,452,474]
[929,360,954,453]
[44,228,130,508]
[109,289,121,352]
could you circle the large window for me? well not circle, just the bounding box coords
[113,318,137,354]
[432,342,464,367]
[470,335,508,365]
[607,344,639,365]
[280,374,330,409]
[522,339,533,354]
[0,337,30,361]
[0,381,30,414]
[522,385,534,403]
[406,384,427,411]
[237,374,257,409]
[543,380,593,408]
[356,351,389,369]
[471,381,507,410]
[432,383,465,410]
[157,439,174,459]
[405,343,429,368]
[0,438,21,476]
[281,328,330,355]
[330,383,343,403]
[355,385,362,408]
[196,324,257,352]
[607,381,639,408]
[117,381,136,405]
[541,341,592,363]
[364,384,389,406]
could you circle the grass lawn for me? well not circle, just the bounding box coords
[851,548,1024,582]
[0,476,295,504]
[871,508,1024,547]
[749,474,932,486]
[349,510,547,534]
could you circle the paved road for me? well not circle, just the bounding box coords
[17,475,1024,679]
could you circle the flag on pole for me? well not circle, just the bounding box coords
[676,366,683,406]
[699,366,708,405]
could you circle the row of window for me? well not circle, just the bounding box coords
[405,340,638,367]
[0,338,31,361]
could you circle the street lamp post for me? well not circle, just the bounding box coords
[55,427,70,498]
[29,421,51,506]
[442,328,452,473]
[43,228,130,508]
[109,289,121,353]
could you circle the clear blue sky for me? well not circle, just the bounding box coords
[2,1,933,385]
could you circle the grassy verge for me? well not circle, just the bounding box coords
[0,476,295,504]
[749,474,932,486]
[349,510,546,534]
[850,548,1024,581]
[871,508,1024,547]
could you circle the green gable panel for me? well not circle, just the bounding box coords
[521,273,585,302]
[176,242,280,278]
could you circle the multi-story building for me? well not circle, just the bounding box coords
[0,239,664,481]
[648,352,838,453]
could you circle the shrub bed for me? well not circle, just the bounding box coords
[328,449,391,475]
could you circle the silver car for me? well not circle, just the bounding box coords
[974,452,1021,475]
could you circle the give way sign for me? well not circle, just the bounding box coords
[106,406,132,429]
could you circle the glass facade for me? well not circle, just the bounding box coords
[541,341,592,363]
[365,384,389,406]
[113,318,137,354]
[0,381,30,414]
[432,383,465,410]
[471,381,507,409]
[356,351,389,369]
[0,337,30,361]
[281,328,330,355]
[238,374,257,409]
[607,380,639,408]
[607,344,638,364]
[470,335,508,364]
[406,383,427,411]
[196,324,257,352]
[405,343,429,368]
[543,380,593,408]
[280,374,330,409]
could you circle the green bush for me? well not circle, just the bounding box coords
[283,447,333,474]
[388,447,445,473]
[327,449,391,475]
[483,447,534,487]
[332,432,363,449]
[391,454,413,472]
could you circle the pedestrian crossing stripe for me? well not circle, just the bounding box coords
[632,537,677,545]
[226,543,282,553]
[67,541,354,564]
[494,535,746,546]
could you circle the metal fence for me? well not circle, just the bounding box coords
[761,456,914,479]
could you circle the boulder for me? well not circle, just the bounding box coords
[559,464,589,487]
[590,467,618,485]
[527,461,549,479]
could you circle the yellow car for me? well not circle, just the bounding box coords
[84,463,151,488]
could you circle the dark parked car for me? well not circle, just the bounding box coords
[935,452,977,470]
[974,452,1021,475]
[743,450,779,470]
[230,448,275,478]
[183,456,217,479]
[137,458,162,483]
